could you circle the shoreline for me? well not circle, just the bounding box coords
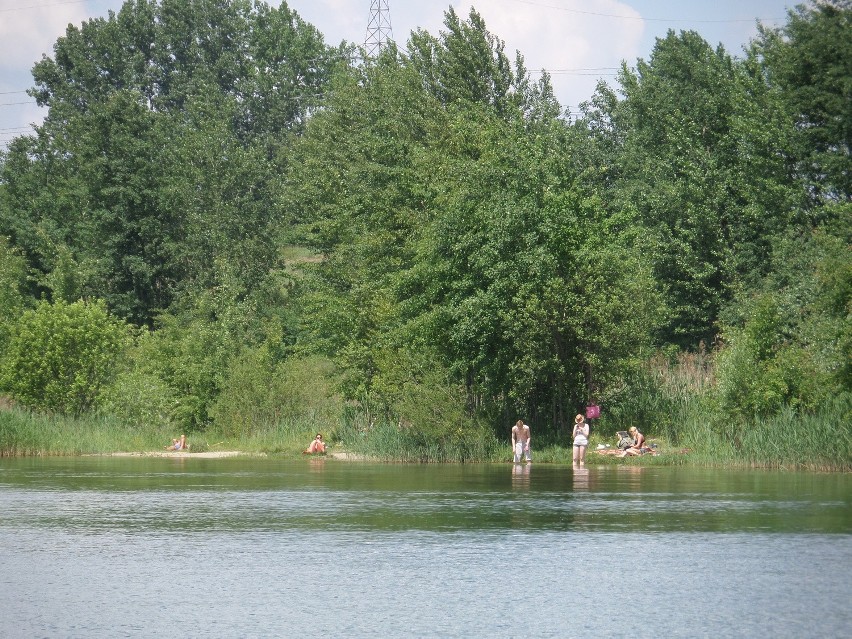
[88,450,366,460]
[91,451,256,459]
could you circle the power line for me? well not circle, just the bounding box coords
[503,0,786,23]
[0,0,87,13]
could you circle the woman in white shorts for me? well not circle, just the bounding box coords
[572,414,589,466]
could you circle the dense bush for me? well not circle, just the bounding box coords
[211,351,343,438]
[0,237,29,360]
[0,299,129,415]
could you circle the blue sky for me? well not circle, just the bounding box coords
[0,0,795,148]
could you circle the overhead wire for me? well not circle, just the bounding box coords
[0,1,789,144]
[0,0,87,13]
[501,0,786,23]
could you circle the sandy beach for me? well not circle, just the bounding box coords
[90,449,366,460]
[100,451,255,459]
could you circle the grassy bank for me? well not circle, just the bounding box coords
[665,402,851,471]
[0,408,328,458]
[1,404,849,471]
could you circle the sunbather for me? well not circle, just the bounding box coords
[619,427,645,457]
[165,434,188,451]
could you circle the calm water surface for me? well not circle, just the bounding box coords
[0,458,849,638]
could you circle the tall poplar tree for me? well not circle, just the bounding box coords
[0,0,336,325]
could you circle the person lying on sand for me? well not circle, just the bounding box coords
[304,433,326,454]
[165,434,188,451]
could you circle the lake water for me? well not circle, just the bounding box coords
[1,457,849,638]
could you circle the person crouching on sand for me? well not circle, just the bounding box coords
[305,433,326,454]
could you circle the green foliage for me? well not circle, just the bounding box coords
[716,212,851,417]
[98,367,179,430]
[211,351,343,438]
[0,299,129,415]
[578,29,804,346]
[289,17,663,433]
[29,0,334,136]
[407,119,663,429]
[407,6,557,118]
[0,2,848,465]
[0,237,29,356]
[0,0,336,326]
[716,294,790,417]
[342,418,501,464]
[114,260,304,431]
[604,350,715,442]
[753,1,852,199]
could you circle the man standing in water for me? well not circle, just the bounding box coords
[511,420,532,464]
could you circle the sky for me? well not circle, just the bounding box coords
[0,0,795,149]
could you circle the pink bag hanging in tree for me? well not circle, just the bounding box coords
[585,404,600,419]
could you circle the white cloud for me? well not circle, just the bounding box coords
[0,3,89,141]
[450,0,645,108]
[0,4,90,75]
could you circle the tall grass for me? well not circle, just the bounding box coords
[3,376,849,470]
[667,406,850,471]
[0,404,331,457]
[604,351,715,443]
[0,408,169,456]
[599,352,851,471]
[337,414,503,463]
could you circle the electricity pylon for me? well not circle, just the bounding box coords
[365,0,393,57]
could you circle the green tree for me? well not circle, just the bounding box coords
[577,30,803,347]
[408,7,559,119]
[753,1,852,200]
[0,237,29,360]
[717,207,852,417]
[29,0,334,138]
[402,108,661,431]
[1,0,336,325]
[288,10,662,434]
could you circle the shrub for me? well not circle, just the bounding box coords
[0,237,29,359]
[211,351,343,438]
[0,299,129,415]
[98,368,179,429]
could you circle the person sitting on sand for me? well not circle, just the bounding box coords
[165,434,188,451]
[619,426,645,457]
[304,433,326,454]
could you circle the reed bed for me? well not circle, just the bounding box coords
[0,406,322,457]
[2,389,848,470]
[339,419,503,463]
[0,409,167,456]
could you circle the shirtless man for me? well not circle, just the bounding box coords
[511,420,532,464]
